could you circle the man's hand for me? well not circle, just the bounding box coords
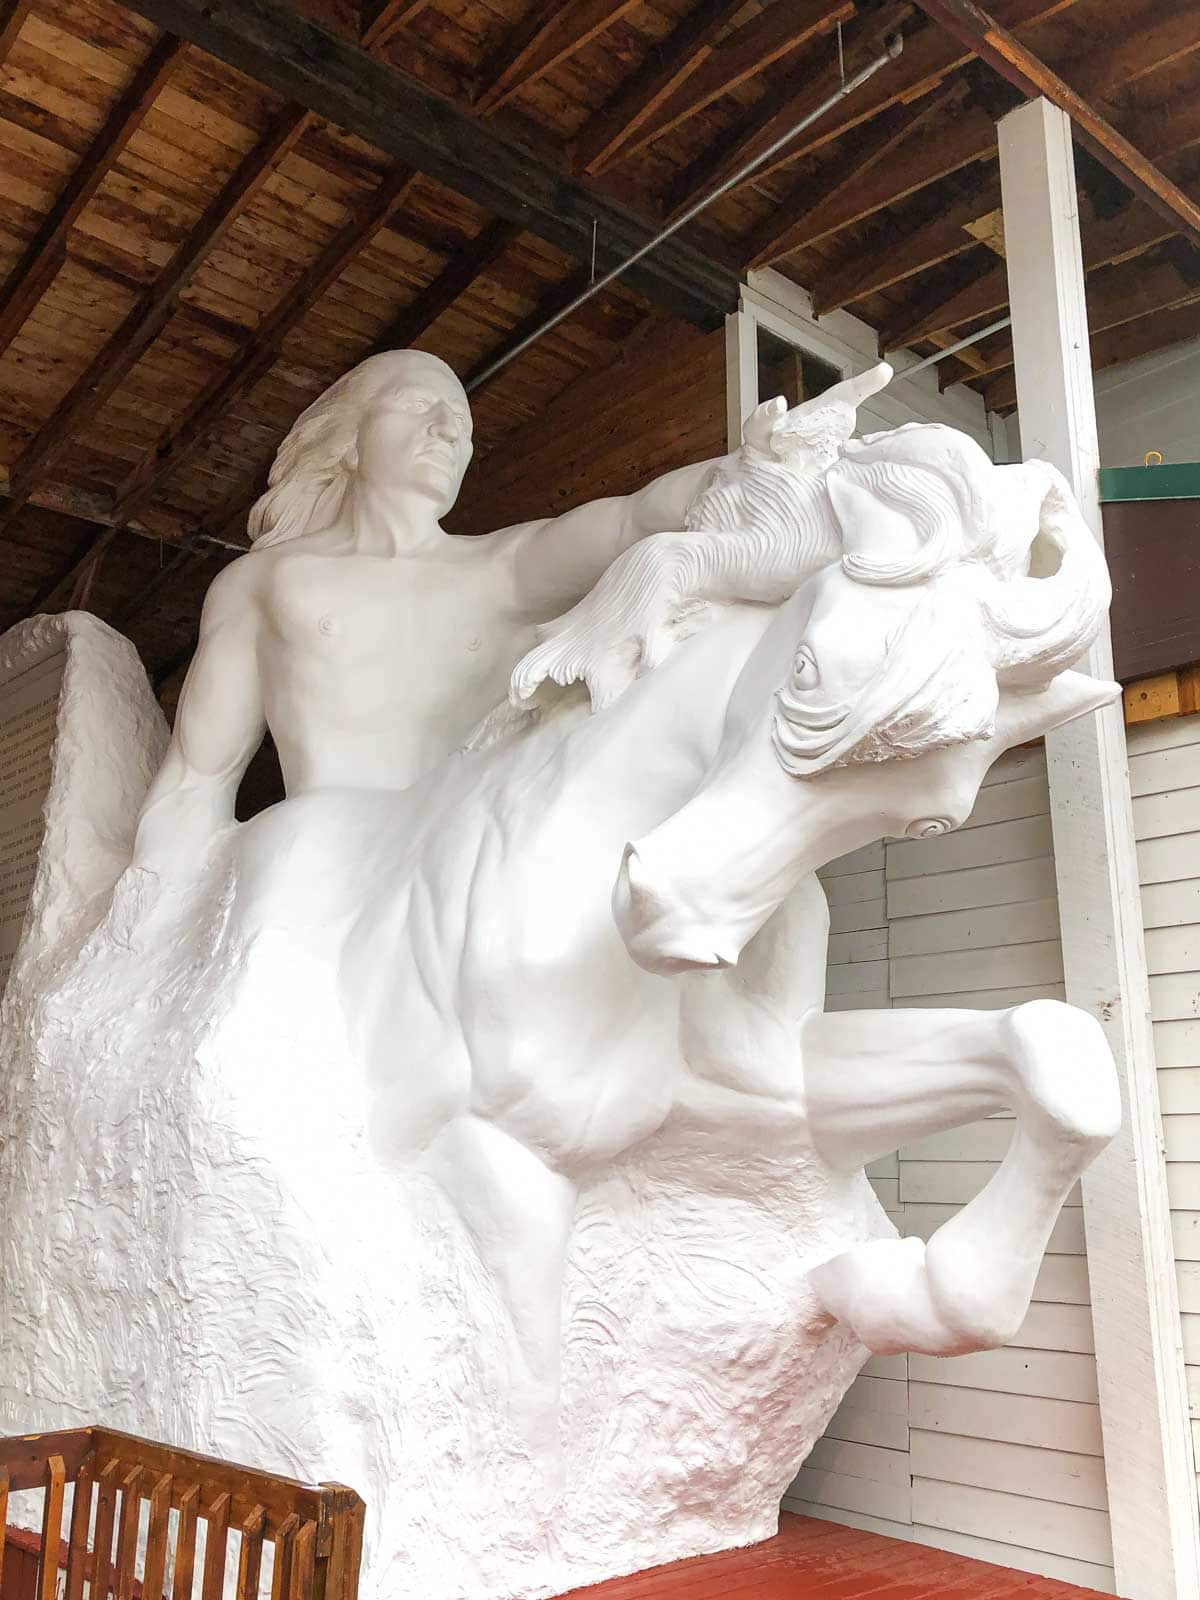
[511,532,704,713]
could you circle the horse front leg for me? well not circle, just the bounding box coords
[423,1112,577,1487]
[803,1000,1119,1355]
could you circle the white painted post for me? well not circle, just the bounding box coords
[999,95,1200,1599]
[725,307,758,450]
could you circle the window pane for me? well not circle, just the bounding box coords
[756,326,842,408]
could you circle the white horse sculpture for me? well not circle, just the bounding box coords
[227,412,1119,1474]
[1,391,1121,1600]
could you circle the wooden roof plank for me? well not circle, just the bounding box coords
[812,176,1001,311]
[758,101,998,262]
[370,214,518,352]
[744,79,967,268]
[0,104,313,527]
[572,0,748,177]
[361,0,435,51]
[112,161,420,518]
[911,0,1200,248]
[110,0,740,326]
[0,0,32,62]
[886,199,1177,347]
[972,252,1200,400]
[0,32,185,359]
[665,0,1077,219]
[581,0,854,172]
[472,0,644,118]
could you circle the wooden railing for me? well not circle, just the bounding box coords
[0,1427,364,1600]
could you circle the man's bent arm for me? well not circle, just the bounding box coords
[508,455,723,620]
[133,560,267,874]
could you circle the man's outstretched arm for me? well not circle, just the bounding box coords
[133,559,267,874]
[507,454,725,621]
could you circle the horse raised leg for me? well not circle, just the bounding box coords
[803,1000,1119,1355]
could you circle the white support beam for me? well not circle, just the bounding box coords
[725,308,758,450]
[999,95,1200,1600]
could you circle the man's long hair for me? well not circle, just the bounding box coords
[247,350,464,548]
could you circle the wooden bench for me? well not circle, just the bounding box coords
[0,1427,364,1600]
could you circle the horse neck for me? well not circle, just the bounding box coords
[535,604,779,831]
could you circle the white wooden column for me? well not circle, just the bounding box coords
[1000,95,1200,1599]
[725,307,758,450]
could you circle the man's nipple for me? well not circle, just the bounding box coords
[318,613,337,637]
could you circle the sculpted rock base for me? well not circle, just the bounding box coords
[1,621,886,1600]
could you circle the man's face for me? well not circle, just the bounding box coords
[355,371,474,514]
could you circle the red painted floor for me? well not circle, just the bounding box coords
[556,1514,1115,1598]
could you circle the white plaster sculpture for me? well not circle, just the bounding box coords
[0,349,1122,1600]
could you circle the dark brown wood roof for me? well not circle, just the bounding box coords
[1,0,1197,690]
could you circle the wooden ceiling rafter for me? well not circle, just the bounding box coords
[811,175,1002,312]
[360,0,433,50]
[573,0,855,175]
[743,77,970,268]
[16,524,120,623]
[0,32,185,360]
[368,216,519,355]
[911,0,1200,249]
[0,0,32,58]
[968,250,1200,397]
[885,200,1177,348]
[664,0,1081,221]
[111,161,422,521]
[983,290,1200,411]
[472,0,643,118]
[0,102,315,535]
[756,99,1000,267]
[571,0,748,178]
[111,0,740,327]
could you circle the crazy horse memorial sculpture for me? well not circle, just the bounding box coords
[0,349,1122,1600]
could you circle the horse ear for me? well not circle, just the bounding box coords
[994,670,1120,751]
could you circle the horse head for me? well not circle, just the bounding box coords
[614,424,1118,975]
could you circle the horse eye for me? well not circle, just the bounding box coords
[906,817,953,839]
[792,646,819,686]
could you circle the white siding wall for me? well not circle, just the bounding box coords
[1127,713,1200,1516]
[784,747,1118,1593]
[1092,336,1200,468]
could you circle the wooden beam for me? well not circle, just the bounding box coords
[575,0,853,173]
[750,101,998,266]
[0,105,312,529]
[743,81,968,268]
[370,216,518,353]
[999,94,1200,1600]
[886,199,1176,347]
[360,0,432,50]
[463,262,594,396]
[0,33,185,360]
[969,250,1200,386]
[912,0,1200,248]
[113,0,739,327]
[472,0,642,118]
[19,526,120,621]
[0,0,32,60]
[811,177,1001,312]
[985,294,1200,409]
[664,0,1079,219]
[112,162,420,520]
[572,0,747,177]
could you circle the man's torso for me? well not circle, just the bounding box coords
[254,527,535,793]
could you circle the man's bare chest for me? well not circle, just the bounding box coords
[263,550,525,690]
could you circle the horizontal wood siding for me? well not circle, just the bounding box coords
[786,748,1117,1594]
[449,321,727,537]
[1126,711,1200,1525]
